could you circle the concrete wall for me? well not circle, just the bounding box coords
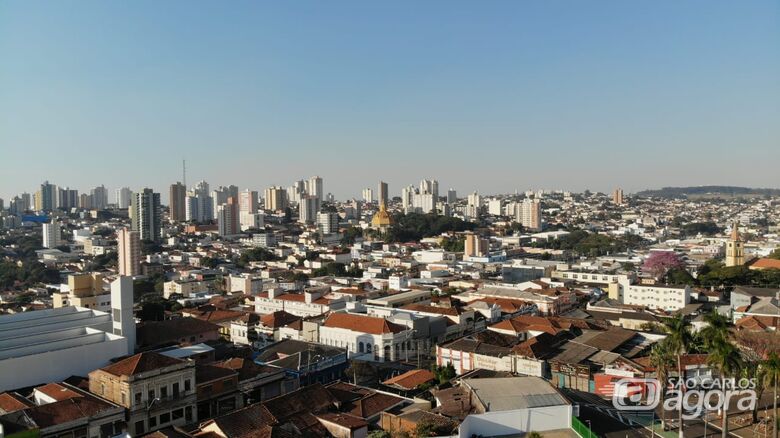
[0,333,129,392]
[458,405,571,438]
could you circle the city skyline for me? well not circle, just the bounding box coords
[2,1,779,200]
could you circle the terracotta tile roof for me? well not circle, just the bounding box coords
[316,412,367,430]
[736,315,780,331]
[470,297,532,313]
[100,352,185,377]
[751,258,780,270]
[190,309,247,323]
[511,333,561,359]
[24,395,117,428]
[136,318,221,348]
[196,364,237,385]
[0,392,33,414]
[382,369,435,390]
[215,358,280,382]
[347,392,405,419]
[323,313,407,335]
[489,319,529,334]
[401,304,461,316]
[34,383,82,402]
[260,311,301,329]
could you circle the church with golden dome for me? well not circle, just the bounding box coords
[371,201,393,233]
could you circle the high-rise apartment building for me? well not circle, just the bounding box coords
[57,187,79,210]
[517,198,542,231]
[42,220,61,248]
[378,181,389,207]
[186,181,213,223]
[169,182,186,222]
[362,188,374,203]
[115,187,132,209]
[131,188,161,242]
[488,199,503,216]
[239,189,258,213]
[401,185,415,213]
[299,195,319,224]
[464,233,489,258]
[91,185,109,210]
[419,179,439,199]
[612,188,624,205]
[447,189,457,204]
[307,176,323,202]
[211,185,237,214]
[317,212,339,235]
[264,186,288,211]
[35,181,57,211]
[217,196,240,236]
[117,228,141,276]
[79,193,93,209]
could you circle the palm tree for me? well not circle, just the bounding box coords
[699,310,730,350]
[708,341,743,438]
[664,314,694,438]
[650,340,674,430]
[763,353,780,438]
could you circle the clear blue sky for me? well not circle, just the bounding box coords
[1,0,778,202]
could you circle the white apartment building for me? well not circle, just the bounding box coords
[240,211,264,231]
[317,212,339,235]
[609,278,691,311]
[254,289,347,317]
[42,220,61,248]
[319,313,413,362]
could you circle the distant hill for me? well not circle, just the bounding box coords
[636,186,780,199]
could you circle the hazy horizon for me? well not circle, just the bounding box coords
[2,1,779,201]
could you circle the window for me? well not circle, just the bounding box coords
[173,382,180,396]
[113,309,121,322]
[160,412,171,424]
[172,408,183,420]
[134,421,145,435]
[160,386,168,398]
[148,389,155,401]
[149,417,157,429]
[184,379,191,391]
[134,392,142,405]
[101,383,106,395]
[121,392,126,404]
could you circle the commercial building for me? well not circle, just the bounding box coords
[88,352,197,436]
[0,277,135,391]
[131,188,162,242]
[118,227,141,276]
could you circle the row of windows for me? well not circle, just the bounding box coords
[134,406,193,434]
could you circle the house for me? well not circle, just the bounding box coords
[381,369,436,392]
[136,318,221,351]
[319,313,414,362]
[88,352,197,436]
[195,364,241,421]
[0,382,125,438]
[254,289,347,317]
[214,357,298,403]
[256,339,348,385]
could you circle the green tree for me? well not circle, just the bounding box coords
[764,353,780,438]
[663,314,693,438]
[707,341,742,438]
[650,341,675,430]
